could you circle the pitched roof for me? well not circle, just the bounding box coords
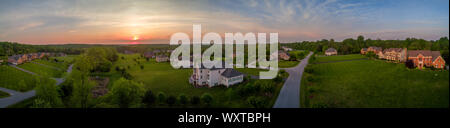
[221,68,243,78]
[408,50,432,57]
[431,51,442,61]
[383,48,404,53]
[156,54,168,58]
[368,46,382,51]
[325,48,337,52]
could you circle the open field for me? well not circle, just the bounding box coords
[301,59,449,108]
[92,53,284,108]
[0,65,38,92]
[313,54,367,63]
[18,62,63,77]
[0,90,10,98]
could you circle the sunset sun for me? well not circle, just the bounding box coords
[133,35,139,40]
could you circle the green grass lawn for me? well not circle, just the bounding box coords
[301,59,449,108]
[314,54,367,63]
[0,90,10,98]
[18,62,63,78]
[0,65,39,92]
[235,68,269,76]
[279,60,299,68]
[93,53,284,108]
[33,59,66,70]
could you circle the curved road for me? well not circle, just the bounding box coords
[273,52,313,108]
[0,64,73,108]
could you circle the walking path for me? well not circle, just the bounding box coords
[0,64,73,108]
[273,52,313,108]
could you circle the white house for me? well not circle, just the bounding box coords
[189,62,244,87]
[281,46,293,52]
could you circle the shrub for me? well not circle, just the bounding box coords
[178,94,188,105]
[166,95,177,106]
[201,93,213,106]
[142,90,156,107]
[157,92,166,104]
[247,96,267,108]
[191,96,200,105]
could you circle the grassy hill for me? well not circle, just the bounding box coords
[0,65,38,92]
[301,56,449,108]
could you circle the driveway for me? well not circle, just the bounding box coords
[273,52,313,108]
[0,64,73,108]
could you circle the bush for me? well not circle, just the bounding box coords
[178,94,188,105]
[306,76,314,82]
[109,78,144,108]
[201,93,213,106]
[166,95,177,106]
[157,92,166,104]
[191,96,200,105]
[142,90,156,107]
[247,96,267,108]
[140,65,144,70]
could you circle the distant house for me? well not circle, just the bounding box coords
[281,46,293,52]
[8,54,27,65]
[360,48,368,54]
[156,55,169,62]
[144,51,155,58]
[381,48,407,62]
[367,46,383,54]
[123,50,134,54]
[407,50,446,69]
[278,51,290,60]
[153,49,161,54]
[189,62,243,87]
[325,48,337,56]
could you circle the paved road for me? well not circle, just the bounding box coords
[273,52,313,108]
[0,64,73,108]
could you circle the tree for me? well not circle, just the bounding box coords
[178,94,188,105]
[191,96,200,105]
[166,95,177,106]
[142,90,156,108]
[158,92,166,104]
[109,78,144,108]
[35,77,63,108]
[69,69,95,108]
[31,98,52,108]
[201,93,213,106]
[365,51,377,59]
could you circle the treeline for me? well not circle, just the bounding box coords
[0,42,86,56]
[282,36,449,63]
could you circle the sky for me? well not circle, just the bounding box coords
[0,0,448,44]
